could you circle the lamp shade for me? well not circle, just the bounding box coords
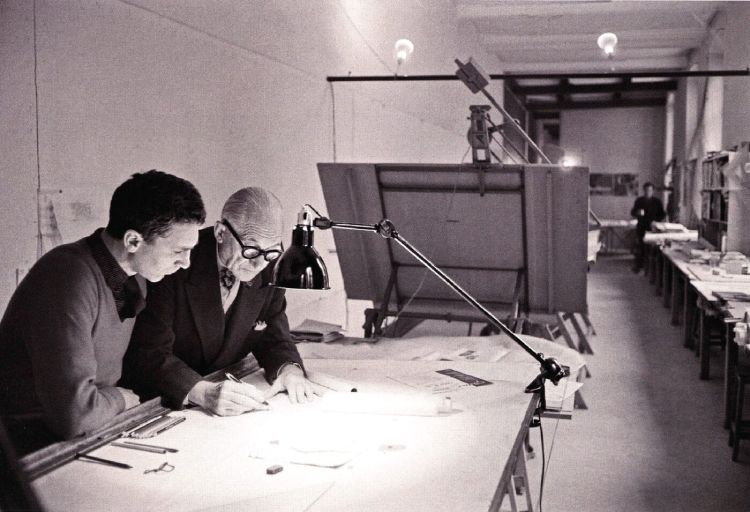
[272,215,330,290]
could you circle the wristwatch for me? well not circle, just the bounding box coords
[275,361,304,380]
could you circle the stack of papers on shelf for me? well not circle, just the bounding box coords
[291,319,345,343]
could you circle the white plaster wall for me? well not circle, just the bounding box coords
[722,1,750,148]
[560,107,666,220]
[0,0,499,333]
[0,2,38,305]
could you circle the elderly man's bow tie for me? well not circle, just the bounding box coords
[220,267,236,290]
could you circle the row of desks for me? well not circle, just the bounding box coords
[644,242,750,429]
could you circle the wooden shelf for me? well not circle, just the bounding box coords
[699,143,750,252]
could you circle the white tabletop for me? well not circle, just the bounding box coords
[685,263,750,283]
[690,280,750,302]
[662,247,695,276]
[32,358,539,512]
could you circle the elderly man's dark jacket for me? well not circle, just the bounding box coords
[122,228,303,409]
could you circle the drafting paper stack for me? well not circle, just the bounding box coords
[291,319,345,343]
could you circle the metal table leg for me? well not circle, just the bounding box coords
[725,324,739,428]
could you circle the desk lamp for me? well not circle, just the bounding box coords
[272,206,570,410]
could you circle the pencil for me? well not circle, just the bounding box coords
[121,440,178,453]
[76,453,132,469]
[224,372,270,406]
[111,441,167,454]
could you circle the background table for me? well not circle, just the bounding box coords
[691,280,750,380]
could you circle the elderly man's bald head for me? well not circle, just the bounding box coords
[221,187,283,241]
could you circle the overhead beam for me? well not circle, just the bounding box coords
[512,80,678,95]
[482,28,706,50]
[500,47,688,58]
[496,47,688,64]
[526,97,667,111]
[557,78,569,105]
[534,111,560,120]
[326,68,750,82]
[496,56,689,73]
[457,1,721,20]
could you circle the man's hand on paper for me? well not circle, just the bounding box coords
[265,364,324,404]
[188,380,269,416]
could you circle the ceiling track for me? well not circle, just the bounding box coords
[327,68,749,82]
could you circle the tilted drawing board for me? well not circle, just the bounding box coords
[317,163,589,320]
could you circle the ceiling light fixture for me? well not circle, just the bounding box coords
[395,39,414,64]
[597,32,618,58]
[394,39,414,75]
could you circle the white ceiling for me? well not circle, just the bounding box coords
[454,1,727,113]
[457,1,725,73]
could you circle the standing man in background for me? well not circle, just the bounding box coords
[630,181,665,273]
[0,170,205,454]
[123,187,321,416]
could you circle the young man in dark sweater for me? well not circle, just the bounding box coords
[0,170,205,454]
[630,181,666,273]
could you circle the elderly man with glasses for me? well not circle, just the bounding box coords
[122,187,320,416]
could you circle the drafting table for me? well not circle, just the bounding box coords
[317,163,589,337]
[597,219,636,254]
[643,224,698,287]
[27,358,542,512]
[722,300,750,429]
[689,281,750,380]
[656,246,701,320]
[659,245,749,374]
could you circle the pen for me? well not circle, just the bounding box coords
[111,441,167,454]
[225,372,270,406]
[120,440,178,453]
[126,414,166,435]
[76,453,132,470]
[155,415,186,435]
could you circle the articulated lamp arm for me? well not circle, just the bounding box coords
[272,206,570,406]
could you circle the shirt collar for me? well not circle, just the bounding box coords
[86,228,145,320]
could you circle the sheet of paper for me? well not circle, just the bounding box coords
[544,379,583,410]
[191,483,336,512]
[306,370,358,392]
[319,391,449,416]
[248,425,360,469]
[408,346,510,363]
[249,440,356,469]
[387,370,470,394]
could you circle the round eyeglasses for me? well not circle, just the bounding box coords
[221,219,283,262]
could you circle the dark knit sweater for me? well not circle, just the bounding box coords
[0,230,145,452]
